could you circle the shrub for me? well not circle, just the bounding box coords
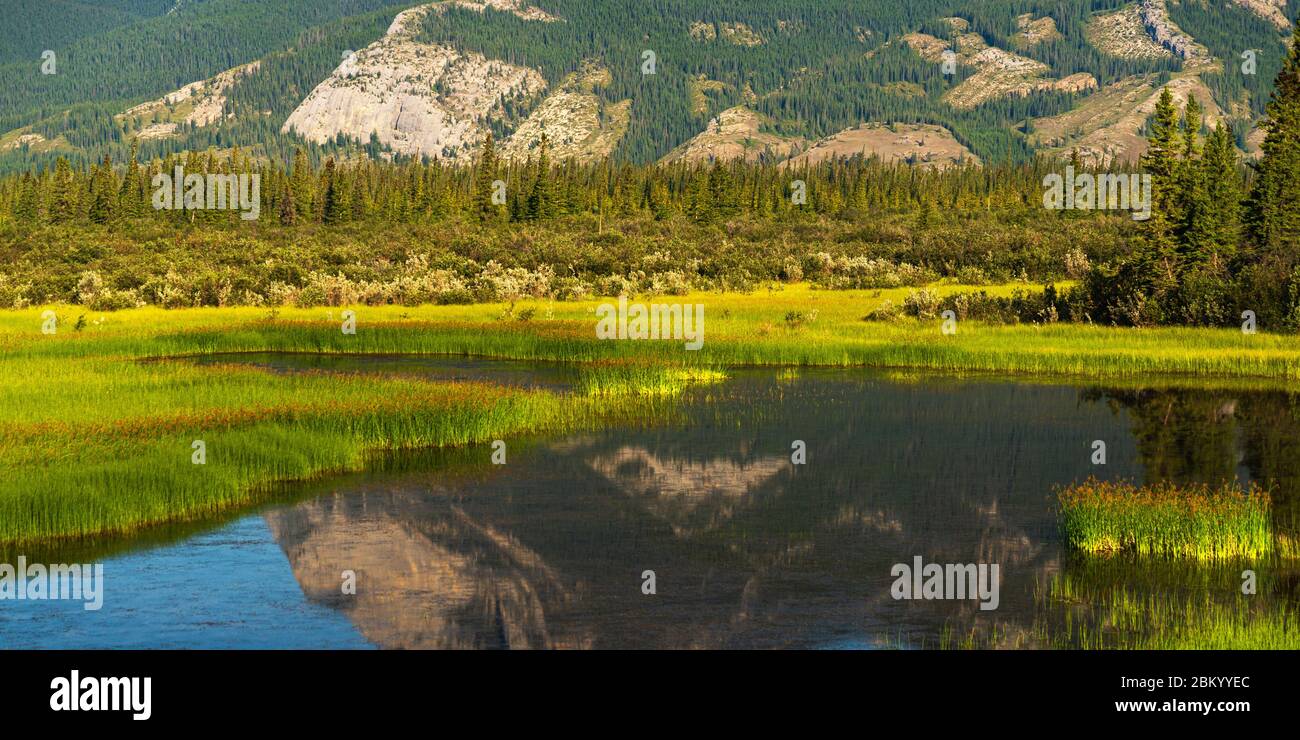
[903,288,939,319]
[863,299,901,322]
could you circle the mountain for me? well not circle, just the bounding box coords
[0,0,1293,173]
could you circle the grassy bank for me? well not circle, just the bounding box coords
[5,282,1300,544]
[12,283,1300,378]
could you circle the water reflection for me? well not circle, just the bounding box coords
[7,368,1299,648]
[263,374,1142,648]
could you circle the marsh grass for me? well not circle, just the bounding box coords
[5,285,1300,543]
[1041,574,1300,649]
[0,318,695,543]
[898,562,1300,650]
[1058,478,1274,560]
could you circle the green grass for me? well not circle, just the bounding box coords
[4,282,1300,544]
[895,566,1300,650]
[1042,574,1300,650]
[1058,478,1274,560]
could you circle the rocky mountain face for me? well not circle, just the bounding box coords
[902,23,1098,110]
[1139,0,1213,65]
[1031,73,1225,167]
[281,4,546,162]
[0,0,1286,169]
[1232,0,1291,30]
[501,63,631,163]
[784,123,980,169]
[118,61,263,141]
[659,107,804,165]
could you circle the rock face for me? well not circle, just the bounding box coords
[1012,14,1062,48]
[281,4,546,161]
[659,106,805,164]
[265,488,589,650]
[501,65,630,163]
[1232,0,1290,30]
[689,20,764,45]
[1031,73,1225,167]
[1087,5,1172,60]
[903,32,1097,109]
[0,132,48,152]
[1039,2,1232,167]
[1138,0,1212,65]
[1087,1,1212,66]
[783,123,980,170]
[118,60,262,132]
[437,0,562,23]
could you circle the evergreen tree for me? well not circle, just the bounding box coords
[1174,96,1211,262]
[118,139,145,220]
[707,160,739,218]
[278,181,296,226]
[1137,87,1184,287]
[526,132,554,221]
[321,158,347,224]
[685,171,713,224]
[47,157,79,224]
[1201,123,1242,261]
[14,171,40,223]
[1246,21,1300,253]
[472,133,501,223]
[289,147,314,223]
[88,154,116,224]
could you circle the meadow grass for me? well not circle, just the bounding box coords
[4,282,1300,544]
[1058,478,1274,560]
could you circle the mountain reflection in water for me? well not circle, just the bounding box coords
[263,372,1146,649]
[8,368,1299,649]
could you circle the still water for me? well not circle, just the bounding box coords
[3,358,1298,648]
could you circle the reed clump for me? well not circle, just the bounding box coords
[1058,478,1273,560]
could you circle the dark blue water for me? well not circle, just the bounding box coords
[3,363,1297,649]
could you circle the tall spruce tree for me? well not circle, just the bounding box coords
[289,148,314,223]
[88,154,116,224]
[1201,123,1242,261]
[47,157,79,224]
[526,132,554,221]
[119,139,145,220]
[1174,96,1211,262]
[1246,21,1300,253]
[14,171,40,223]
[1137,87,1184,287]
[472,133,501,222]
[278,181,296,226]
[321,158,347,224]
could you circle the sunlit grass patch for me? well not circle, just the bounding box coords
[1042,575,1300,650]
[1058,478,1274,560]
[575,361,726,397]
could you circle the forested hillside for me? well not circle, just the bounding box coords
[0,0,1294,173]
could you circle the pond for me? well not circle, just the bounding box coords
[3,357,1298,648]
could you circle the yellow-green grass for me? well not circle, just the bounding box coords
[10,283,1300,379]
[1058,479,1274,560]
[927,579,1300,650]
[1042,575,1300,650]
[4,282,1300,544]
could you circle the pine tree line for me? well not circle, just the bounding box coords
[0,138,1082,229]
